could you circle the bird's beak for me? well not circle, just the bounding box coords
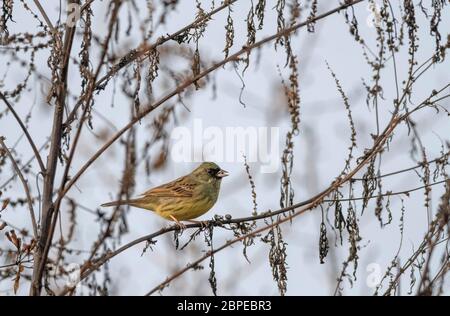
[216,169,229,178]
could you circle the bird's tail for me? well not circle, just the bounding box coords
[100,199,140,208]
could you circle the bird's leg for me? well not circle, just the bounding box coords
[169,215,186,230]
[185,219,209,228]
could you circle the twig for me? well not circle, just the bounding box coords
[351,152,449,181]
[80,0,95,13]
[0,260,34,269]
[94,0,240,90]
[33,0,56,34]
[324,180,448,202]
[0,92,46,174]
[0,137,38,238]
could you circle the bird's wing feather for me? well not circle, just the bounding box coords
[140,176,195,198]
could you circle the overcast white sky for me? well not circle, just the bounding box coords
[1,1,449,295]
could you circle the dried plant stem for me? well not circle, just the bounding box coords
[351,152,449,181]
[36,1,123,294]
[32,0,56,34]
[30,0,80,296]
[0,92,46,173]
[0,137,38,238]
[80,0,95,13]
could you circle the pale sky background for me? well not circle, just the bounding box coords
[0,1,449,295]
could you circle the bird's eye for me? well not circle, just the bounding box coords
[207,168,219,176]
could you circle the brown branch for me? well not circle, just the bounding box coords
[0,141,49,190]
[80,0,95,13]
[0,92,46,174]
[36,106,90,293]
[58,201,311,296]
[351,152,450,181]
[0,137,38,238]
[144,215,304,295]
[326,180,448,203]
[32,0,56,34]
[38,1,124,290]
[0,260,33,270]
[30,0,81,296]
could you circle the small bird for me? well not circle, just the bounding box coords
[101,162,228,227]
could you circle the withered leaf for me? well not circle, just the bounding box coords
[1,198,10,211]
[6,230,21,249]
[13,264,24,294]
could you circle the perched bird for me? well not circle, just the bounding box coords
[101,162,228,227]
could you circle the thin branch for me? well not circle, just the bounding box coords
[0,92,46,174]
[33,0,56,34]
[80,0,95,13]
[324,180,448,203]
[0,140,48,190]
[0,260,33,269]
[383,217,446,295]
[351,153,449,181]
[0,137,38,238]
[144,221,287,295]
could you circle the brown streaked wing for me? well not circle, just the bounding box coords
[140,176,195,198]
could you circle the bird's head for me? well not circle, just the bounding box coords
[194,162,229,183]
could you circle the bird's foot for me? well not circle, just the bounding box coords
[169,215,186,230]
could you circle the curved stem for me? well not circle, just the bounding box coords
[0,92,46,174]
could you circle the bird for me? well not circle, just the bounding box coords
[101,162,228,228]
